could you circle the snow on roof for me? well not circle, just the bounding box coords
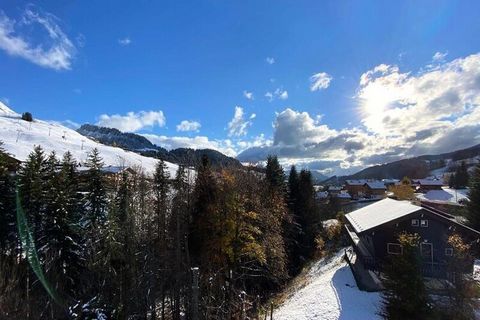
[365,181,386,190]
[416,187,469,205]
[316,191,328,199]
[345,198,421,233]
[382,179,400,184]
[328,186,342,191]
[336,192,352,199]
[412,179,444,186]
[345,179,368,186]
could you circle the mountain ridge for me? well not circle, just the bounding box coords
[77,124,243,168]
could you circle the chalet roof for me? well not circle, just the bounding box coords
[328,186,343,191]
[364,181,386,190]
[412,179,444,186]
[345,198,421,233]
[345,179,368,186]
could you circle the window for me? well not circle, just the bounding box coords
[420,219,428,227]
[445,248,453,256]
[421,243,432,259]
[411,219,419,226]
[387,243,402,255]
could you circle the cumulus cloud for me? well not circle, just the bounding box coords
[176,120,201,132]
[310,72,332,91]
[266,57,275,64]
[143,134,237,157]
[97,110,166,132]
[0,7,76,70]
[238,53,480,176]
[227,106,256,137]
[118,37,131,46]
[243,90,254,100]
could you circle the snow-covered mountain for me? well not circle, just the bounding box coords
[0,103,179,176]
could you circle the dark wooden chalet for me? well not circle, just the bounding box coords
[344,198,480,280]
[412,179,444,193]
[363,181,386,199]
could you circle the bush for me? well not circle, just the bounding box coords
[21,112,33,122]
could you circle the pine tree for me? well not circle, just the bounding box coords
[190,155,218,264]
[42,152,84,310]
[467,164,480,230]
[265,155,285,192]
[151,160,170,318]
[380,232,431,320]
[285,165,303,274]
[170,165,191,320]
[0,142,17,253]
[297,169,321,258]
[17,145,47,242]
[455,161,469,188]
[84,148,107,228]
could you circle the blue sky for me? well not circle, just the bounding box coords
[1,1,480,175]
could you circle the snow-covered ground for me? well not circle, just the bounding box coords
[0,103,179,176]
[274,249,381,320]
[416,187,469,205]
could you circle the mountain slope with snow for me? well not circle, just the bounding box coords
[0,103,179,176]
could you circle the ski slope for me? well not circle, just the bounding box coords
[274,249,381,320]
[0,103,179,176]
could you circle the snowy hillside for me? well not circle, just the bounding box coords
[274,249,380,320]
[0,103,179,176]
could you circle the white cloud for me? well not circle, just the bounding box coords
[310,72,333,91]
[143,134,237,157]
[118,37,131,46]
[266,57,275,64]
[97,110,166,132]
[239,53,480,176]
[243,90,254,100]
[0,7,76,70]
[276,88,288,100]
[265,88,288,102]
[176,120,201,132]
[265,92,274,102]
[227,106,255,137]
[432,51,448,62]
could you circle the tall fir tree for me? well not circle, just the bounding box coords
[151,160,170,318]
[42,152,85,313]
[0,142,17,253]
[84,148,107,228]
[297,169,320,258]
[265,155,285,192]
[285,165,303,274]
[17,145,47,241]
[467,164,480,230]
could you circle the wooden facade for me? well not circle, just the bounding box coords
[345,199,480,279]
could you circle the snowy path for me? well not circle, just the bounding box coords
[274,250,381,320]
